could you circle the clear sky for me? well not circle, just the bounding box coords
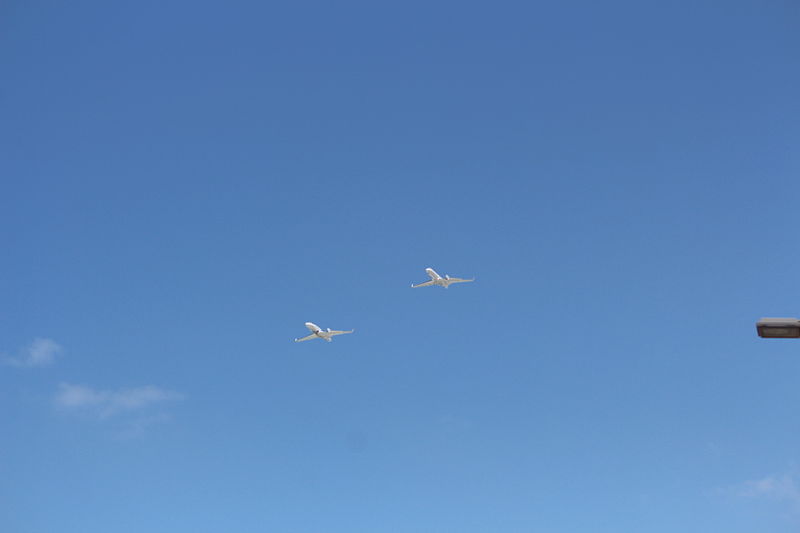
[2,1,800,532]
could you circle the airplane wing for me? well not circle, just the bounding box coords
[328,329,354,336]
[411,280,435,288]
[294,334,318,342]
[447,277,475,284]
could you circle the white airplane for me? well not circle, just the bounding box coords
[294,322,354,343]
[411,267,475,288]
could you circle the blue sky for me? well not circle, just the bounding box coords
[2,1,800,531]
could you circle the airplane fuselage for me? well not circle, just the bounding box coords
[305,322,334,341]
[425,268,457,288]
[295,322,353,343]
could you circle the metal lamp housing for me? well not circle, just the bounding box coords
[756,318,800,338]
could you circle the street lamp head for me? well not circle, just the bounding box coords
[756,318,800,338]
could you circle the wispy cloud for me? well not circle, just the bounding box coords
[738,473,800,508]
[114,413,174,439]
[54,383,183,419]
[3,338,62,368]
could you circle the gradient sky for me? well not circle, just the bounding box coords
[2,1,800,532]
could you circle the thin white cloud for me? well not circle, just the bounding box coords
[114,413,173,440]
[3,338,62,368]
[54,383,183,419]
[739,473,800,508]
